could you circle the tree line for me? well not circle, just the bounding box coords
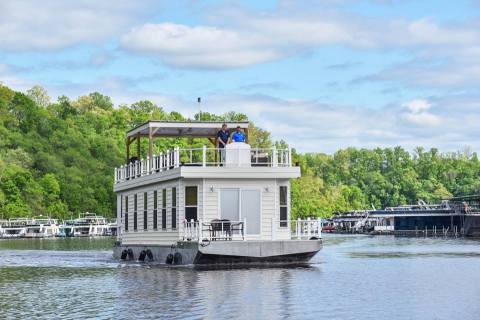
[0,84,479,220]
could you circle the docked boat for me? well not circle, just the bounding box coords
[1,218,31,238]
[58,219,75,237]
[112,121,322,265]
[23,217,60,238]
[72,213,110,237]
[107,219,118,236]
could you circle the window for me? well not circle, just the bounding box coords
[153,191,158,229]
[172,187,177,229]
[125,196,129,231]
[162,189,167,229]
[143,192,148,230]
[280,186,288,227]
[134,194,138,231]
[185,186,198,221]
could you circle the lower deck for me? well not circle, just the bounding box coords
[113,238,322,265]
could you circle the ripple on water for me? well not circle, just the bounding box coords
[0,236,480,320]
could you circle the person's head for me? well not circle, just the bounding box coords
[222,123,227,130]
[236,126,241,132]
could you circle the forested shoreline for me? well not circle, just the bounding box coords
[1,84,479,219]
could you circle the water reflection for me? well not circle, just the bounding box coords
[111,264,321,319]
[0,236,479,319]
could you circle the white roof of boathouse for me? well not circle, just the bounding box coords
[127,121,250,139]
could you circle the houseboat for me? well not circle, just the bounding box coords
[72,213,110,237]
[112,121,322,265]
[1,218,30,238]
[58,219,75,237]
[23,217,60,238]
[330,197,480,237]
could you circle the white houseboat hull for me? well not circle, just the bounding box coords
[113,239,322,266]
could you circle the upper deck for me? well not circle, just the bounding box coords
[114,121,300,190]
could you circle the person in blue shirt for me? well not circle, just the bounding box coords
[231,126,246,143]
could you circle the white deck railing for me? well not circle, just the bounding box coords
[182,218,322,242]
[183,219,246,242]
[114,146,292,183]
[287,218,322,240]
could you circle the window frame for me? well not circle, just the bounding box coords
[124,195,129,231]
[153,190,158,230]
[171,187,177,229]
[133,194,138,231]
[185,186,198,222]
[162,189,167,230]
[279,186,288,228]
[143,192,148,231]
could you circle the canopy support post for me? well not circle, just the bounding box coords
[148,127,153,170]
[126,137,131,163]
[137,133,141,160]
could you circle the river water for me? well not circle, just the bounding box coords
[0,235,479,320]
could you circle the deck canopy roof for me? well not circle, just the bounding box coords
[126,121,250,162]
[127,121,250,139]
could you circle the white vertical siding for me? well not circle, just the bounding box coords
[202,178,291,240]
[120,180,181,245]
[119,177,292,244]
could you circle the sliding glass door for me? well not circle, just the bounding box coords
[220,188,261,235]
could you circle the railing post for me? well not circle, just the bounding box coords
[160,152,164,171]
[174,147,180,168]
[202,145,207,167]
[243,218,247,241]
[297,218,300,239]
[114,167,117,183]
[166,151,170,170]
[271,217,276,240]
[198,219,202,241]
[307,217,311,239]
[317,217,321,238]
[272,146,278,167]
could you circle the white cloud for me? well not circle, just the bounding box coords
[403,99,431,113]
[0,0,154,51]
[120,5,480,69]
[121,23,282,69]
[401,99,441,126]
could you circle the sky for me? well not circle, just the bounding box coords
[1,0,480,153]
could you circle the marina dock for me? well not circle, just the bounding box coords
[325,195,480,238]
[0,213,117,239]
